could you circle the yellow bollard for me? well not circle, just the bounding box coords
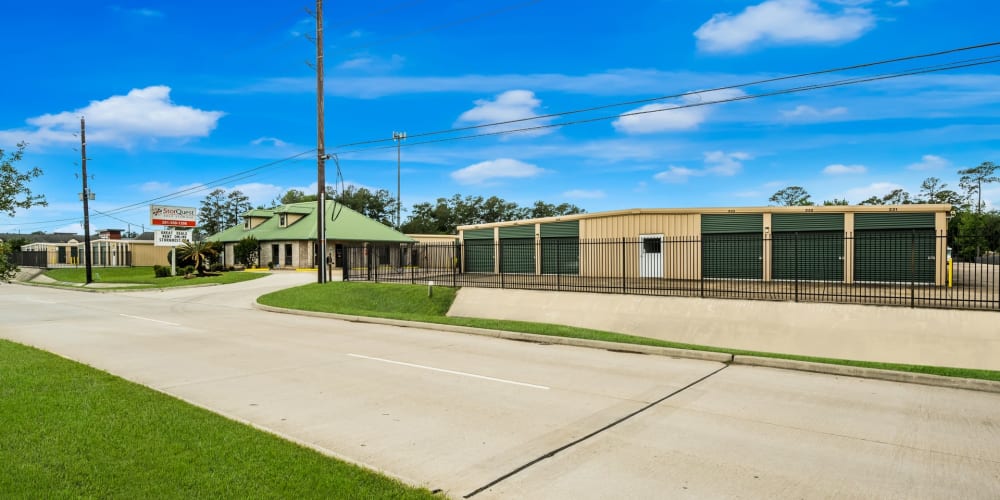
[947,258,952,288]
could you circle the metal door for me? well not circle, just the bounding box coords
[639,234,663,278]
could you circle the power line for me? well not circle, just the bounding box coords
[335,40,1000,149]
[0,150,315,228]
[334,55,1000,155]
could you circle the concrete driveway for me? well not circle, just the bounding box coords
[2,275,998,498]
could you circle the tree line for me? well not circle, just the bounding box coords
[768,161,999,260]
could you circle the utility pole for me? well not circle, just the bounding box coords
[313,0,328,284]
[393,131,406,228]
[80,117,94,284]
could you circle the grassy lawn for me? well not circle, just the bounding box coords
[258,282,1000,383]
[44,267,266,288]
[0,339,436,499]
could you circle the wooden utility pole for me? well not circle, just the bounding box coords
[315,0,328,284]
[80,117,94,284]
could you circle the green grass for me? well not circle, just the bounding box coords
[0,339,436,499]
[44,266,266,288]
[258,282,1000,383]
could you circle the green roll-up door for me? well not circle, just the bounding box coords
[702,214,763,279]
[701,214,763,234]
[772,232,844,281]
[540,221,580,275]
[855,212,935,230]
[500,238,534,273]
[541,238,579,275]
[771,214,844,281]
[539,221,579,238]
[463,229,494,273]
[498,225,535,239]
[854,213,936,283]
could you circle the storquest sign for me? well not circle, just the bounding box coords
[150,205,198,227]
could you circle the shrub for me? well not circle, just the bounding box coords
[267,261,274,269]
[184,265,195,275]
[210,263,225,272]
[153,265,171,278]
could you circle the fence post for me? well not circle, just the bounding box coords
[794,232,800,303]
[910,230,916,308]
[499,240,504,289]
[410,244,415,284]
[699,237,705,298]
[556,239,561,291]
[453,242,458,287]
[621,237,626,294]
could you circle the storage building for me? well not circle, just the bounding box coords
[456,205,951,286]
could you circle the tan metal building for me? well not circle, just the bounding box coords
[457,205,952,286]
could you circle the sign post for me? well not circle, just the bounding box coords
[151,205,198,276]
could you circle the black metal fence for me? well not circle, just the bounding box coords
[344,232,999,311]
[10,251,48,268]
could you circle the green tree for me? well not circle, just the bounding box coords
[199,188,251,237]
[525,201,585,219]
[233,236,259,267]
[769,186,814,206]
[334,186,398,226]
[1,142,47,217]
[858,196,883,205]
[0,242,15,282]
[822,198,850,206]
[176,240,218,275]
[880,188,912,205]
[958,161,999,213]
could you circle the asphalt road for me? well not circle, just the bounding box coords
[2,274,998,499]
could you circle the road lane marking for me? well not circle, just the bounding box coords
[119,314,182,327]
[346,353,550,390]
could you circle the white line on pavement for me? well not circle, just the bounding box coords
[119,314,182,327]
[346,353,550,390]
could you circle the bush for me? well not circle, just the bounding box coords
[210,263,225,272]
[152,265,171,278]
[184,265,195,275]
[267,261,274,269]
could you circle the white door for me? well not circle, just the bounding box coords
[639,234,663,278]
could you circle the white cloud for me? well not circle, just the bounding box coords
[336,54,404,72]
[251,136,288,148]
[230,182,285,206]
[562,189,606,199]
[704,151,752,176]
[823,163,867,174]
[844,181,903,201]
[456,90,551,138]
[886,0,909,6]
[451,158,544,185]
[0,86,224,148]
[613,89,745,134]
[110,6,164,17]
[781,105,848,120]
[53,223,84,234]
[654,151,752,183]
[694,0,876,53]
[906,154,950,171]
[654,166,701,183]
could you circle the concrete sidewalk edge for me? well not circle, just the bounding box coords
[252,303,733,364]
[253,303,1000,394]
[733,356,1000,394]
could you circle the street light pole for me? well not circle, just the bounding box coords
[315,0,327,284]
[393,131,406,228]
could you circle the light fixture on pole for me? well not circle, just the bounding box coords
[392,131,406,228]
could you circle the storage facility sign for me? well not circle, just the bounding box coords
[154,229,194,247]
[150,205,197,227]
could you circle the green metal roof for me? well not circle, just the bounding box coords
[243,209,275,217]
[209,201,413,243]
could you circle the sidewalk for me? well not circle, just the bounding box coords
[448,288,1000,370]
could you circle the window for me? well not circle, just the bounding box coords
[643,238,662,254]
[244,218,251,229]
[284,244,293,266]
[279,213,287,227]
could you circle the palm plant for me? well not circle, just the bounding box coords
[176,241,218,275]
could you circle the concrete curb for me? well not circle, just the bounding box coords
[733,355,1000,394]
[252,303,733,364]
[254,303,1000,394]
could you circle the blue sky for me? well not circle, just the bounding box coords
[2,0,998,234]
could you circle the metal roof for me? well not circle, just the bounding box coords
[208,201,414,243]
